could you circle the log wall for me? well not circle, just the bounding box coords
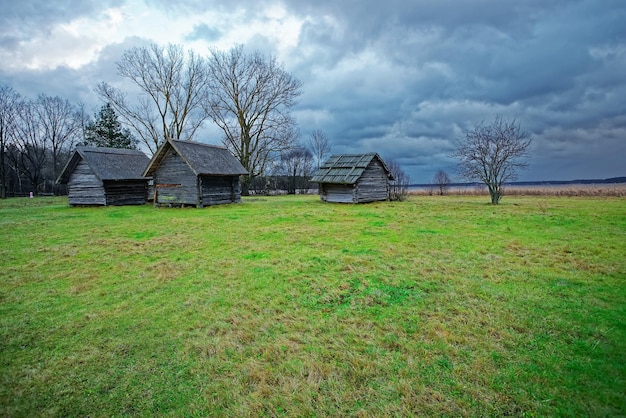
[320,183,356,203]
[200,176,242,206]
[354,160,389,203]
[319,160,389,203]
[67,160,106,205]
[154,150,198,206]
[104,181,148,206]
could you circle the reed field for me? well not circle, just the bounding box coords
[1,194,625,416]
[410,182,626,197]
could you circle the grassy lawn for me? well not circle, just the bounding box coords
[1,194,625,416]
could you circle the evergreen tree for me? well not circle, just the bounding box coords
[84,103,137,149]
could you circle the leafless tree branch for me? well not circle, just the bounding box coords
[35,94,81,181]
[387,159,411,201]
[97,44,211,154]
[0,85,22,198]
[452,116,532,204]
[309,129,331,170]
[432,169,451,196]
[205,45,302,194]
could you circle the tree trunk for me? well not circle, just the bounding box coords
[490,187,501,204]
[241,175,251,196]
[0,146,5,199]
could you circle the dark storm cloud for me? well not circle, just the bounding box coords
[1,0,624,182]
[282,0,626,181]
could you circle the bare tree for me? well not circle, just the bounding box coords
[452,116,532,204]
[97,43,211,154]
[387,158,411,201]
[432,169,451,196]
[309,129,330,170]
[278,146,314,194]
[205,44,302,195]
[36,94,81,184]
[96,84,160,152]
[7,100,49,195]
[0,85,22,198]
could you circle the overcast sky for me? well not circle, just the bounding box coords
[1,0,625,182]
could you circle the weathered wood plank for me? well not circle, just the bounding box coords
[151,147,244,207]
[103,180,147,205]
[154,151,198,205]
[67,160,106,205]
[200,175,242,206]
[319,159,389,203]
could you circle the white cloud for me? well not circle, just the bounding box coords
[1,0,625,182]
[0,8,123,71]
[0,2,304,72]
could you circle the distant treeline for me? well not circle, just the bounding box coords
[249,175,317,195]
[411,177,626,188]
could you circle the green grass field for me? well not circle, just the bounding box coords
[1,195,625,416]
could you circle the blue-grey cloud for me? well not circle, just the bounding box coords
[1,0,625,182]
[284,0,626,181]
[0,0,123,45]
[185,23,222,42]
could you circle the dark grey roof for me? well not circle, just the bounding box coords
[143,139,247,177]
[57,146,150,184]
[310,153,394,184]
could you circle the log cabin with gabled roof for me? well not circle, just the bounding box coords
[143,138,247,207]
[56,146,150,206]
[310,153,394,203]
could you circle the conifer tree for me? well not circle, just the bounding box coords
[84,103,137,149]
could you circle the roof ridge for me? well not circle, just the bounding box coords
[77,146,146,156]
[329,152,376,158]
[169,138,227,150]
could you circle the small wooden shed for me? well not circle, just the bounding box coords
[311,153,394,203]
[57,146,150,206]
[143,138,247,207]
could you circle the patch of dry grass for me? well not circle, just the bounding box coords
[0,195,624,416]
[412,183,626,197]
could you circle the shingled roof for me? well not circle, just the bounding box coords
[57,146,150,184]
[143,139,247,177]
[310,153,394,184]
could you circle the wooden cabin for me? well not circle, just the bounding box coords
[310,153,394,203]
[143,139,247,207]
[56,147,150,206]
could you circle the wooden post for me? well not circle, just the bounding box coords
[197,177,203,208]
